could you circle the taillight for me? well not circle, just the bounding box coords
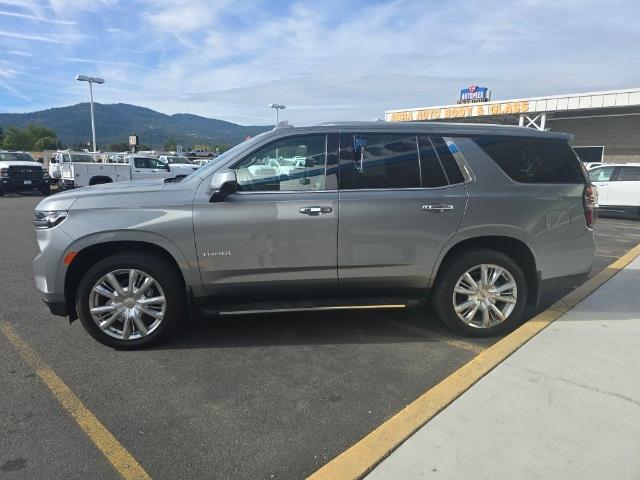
[583,184,598,229]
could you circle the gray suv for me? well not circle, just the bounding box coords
[33,122,596,348]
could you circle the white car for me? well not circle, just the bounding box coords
[158,155,199,172]
[193,159,212,168]
[189,149,215,157]
[584,162,604,170]
[589,163,640,217]
[0,151,51,196]
[59,154,194,189]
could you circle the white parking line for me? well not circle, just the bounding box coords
[596,253,620,259]
[595,233,640,241]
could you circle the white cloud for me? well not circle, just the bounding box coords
[2,0,640,124]
[144,0,233,36]
[0,9,77,24]
[0,29,64,43]
[60,57,152,70]
[4,50,35,57]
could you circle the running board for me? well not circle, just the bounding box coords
[198,297,421,317]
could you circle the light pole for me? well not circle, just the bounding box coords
[269,103,286,125]
[76,75,105,152]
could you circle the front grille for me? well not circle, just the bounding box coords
[8,166,44,180]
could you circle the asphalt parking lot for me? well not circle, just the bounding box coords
[1,193,639,479]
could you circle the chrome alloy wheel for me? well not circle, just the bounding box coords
[88,269,166,340]
[452,264,517,329]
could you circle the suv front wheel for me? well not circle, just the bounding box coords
[76,252,184,349]
[433,249,527,336]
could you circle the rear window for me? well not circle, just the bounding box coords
[616,166,640,182]
[472,136,583,184]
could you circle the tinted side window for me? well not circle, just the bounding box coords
[417,136,448,187]
[339,133,420,189]
[472,136,583,184]
[134,157,150,169]
[616,167,640,181]
[430,136,465,184]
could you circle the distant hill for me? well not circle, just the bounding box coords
[0,103,272,149]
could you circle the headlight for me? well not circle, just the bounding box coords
[0,168,8,177]
[43,171,50,178]
[34,210,68,230]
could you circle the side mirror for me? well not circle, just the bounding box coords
[164,163,171,171]
[208,169,238,202]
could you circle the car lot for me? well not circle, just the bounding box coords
[1,193,639,479]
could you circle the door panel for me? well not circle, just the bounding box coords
[589,166,614,205]
[336,131,467,291]
[607,167,640,206]
[337,187,466,290]
[193,191,338,297]
[193,133,339,299]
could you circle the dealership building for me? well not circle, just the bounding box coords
[385,87,640,164]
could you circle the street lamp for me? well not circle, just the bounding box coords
[269,103,286,125]
[76,74,105,152]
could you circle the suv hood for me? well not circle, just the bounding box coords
[0,160,43,168]
[37,178,168,211]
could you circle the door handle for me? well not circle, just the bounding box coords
[422,204,454,212]
[299,206,332,216]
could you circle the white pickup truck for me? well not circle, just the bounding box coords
[59,154,196,189]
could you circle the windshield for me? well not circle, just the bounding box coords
[188,132,272,180]
[0,152,36,162]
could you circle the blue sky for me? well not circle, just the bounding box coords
[0,0,639,125]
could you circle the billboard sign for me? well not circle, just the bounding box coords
[458,85,489,104]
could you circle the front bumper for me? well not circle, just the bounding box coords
[1,177,47,191]
[33,224,75,318]
[42,297,68,316]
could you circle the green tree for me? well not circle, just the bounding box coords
[1,126,31,150]
[164,138,177,151]
[25,124,56,143]
[1,124,60,151]
[34,136,58,150]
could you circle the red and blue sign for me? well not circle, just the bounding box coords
[458,85,489,104]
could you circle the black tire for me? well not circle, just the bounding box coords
[432,249,528,337]
[0,186,4,196]
[76,251,184,349]
[40,185,51,196]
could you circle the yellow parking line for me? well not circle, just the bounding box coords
[307,243,640,480]
[0,323,151,480]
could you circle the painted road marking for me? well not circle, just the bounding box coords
[0,322,150,480]
[382,319,485,354]
[308,243,640,480]
[595,233,640,240]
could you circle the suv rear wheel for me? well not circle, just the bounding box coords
[433,249,527,336]
[76,252,183,349]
